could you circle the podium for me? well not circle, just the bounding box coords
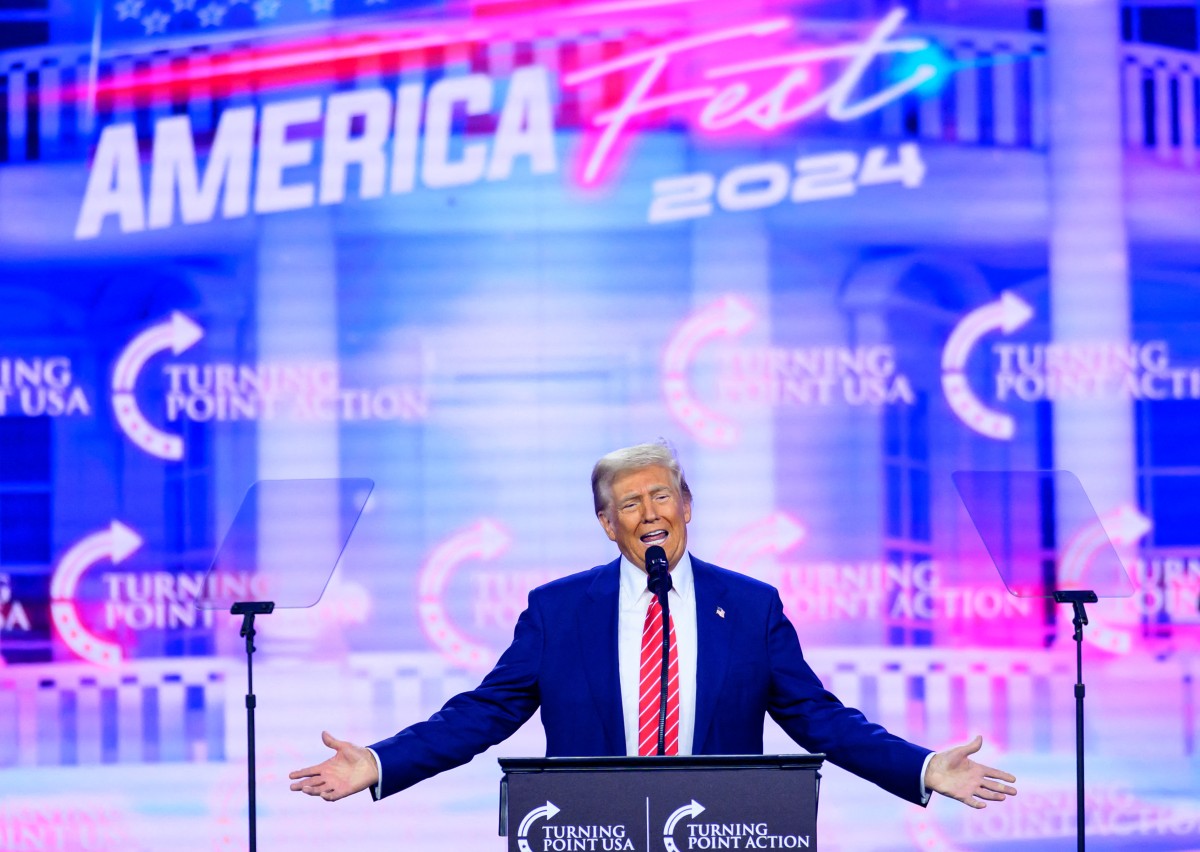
[499,755,824,852]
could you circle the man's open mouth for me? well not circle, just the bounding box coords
[640,530,668,544]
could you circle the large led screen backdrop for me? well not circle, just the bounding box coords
[1,0,1199,848]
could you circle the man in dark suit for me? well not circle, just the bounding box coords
[290,442,1016,809]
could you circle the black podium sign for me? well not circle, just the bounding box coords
[500,755,824,852]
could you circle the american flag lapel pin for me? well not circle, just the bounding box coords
[716,607,725,618]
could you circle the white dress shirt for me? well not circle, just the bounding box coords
[618,552,698,756]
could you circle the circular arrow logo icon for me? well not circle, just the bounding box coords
[663,800,705,852]
[517,800,560,852]
[716,511,807,584]
[111,311,205,460]
[663,296,755,447]
[940,292,1033,440]
[1060,505,1150,655]
[50,520,144,666]
[417,519,511,669]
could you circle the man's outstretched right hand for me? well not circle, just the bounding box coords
[289,730,379,802]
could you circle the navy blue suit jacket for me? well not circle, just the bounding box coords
[371,556,931,804]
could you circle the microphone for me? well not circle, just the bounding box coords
[644,544,673,756]
[645,545,672,603]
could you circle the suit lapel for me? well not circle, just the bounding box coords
[692,557,731,753]
[578,559,623,754]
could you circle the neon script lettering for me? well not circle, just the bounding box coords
[562,9,939,183]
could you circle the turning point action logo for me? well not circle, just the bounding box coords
[942,291,1200,440]
[112,312,430,460]
[664,800,811,850]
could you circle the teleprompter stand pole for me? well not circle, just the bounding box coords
[1053,589,1097,852]
[231,601,275,852]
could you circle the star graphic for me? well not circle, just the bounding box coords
[308,0,332,12]
[171,0,196,11]
[196,1,225,25]
[251,0,279,19]
[113,0,145,19]
[141,8,171,33]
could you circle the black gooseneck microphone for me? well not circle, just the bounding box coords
[644,545,673,756]
[645,545,671,603]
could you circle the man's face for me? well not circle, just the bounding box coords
[597,465,691,572]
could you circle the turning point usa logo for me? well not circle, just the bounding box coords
[517,801,634,852]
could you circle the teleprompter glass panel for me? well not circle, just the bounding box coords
[952,470,1134,598]
[196,478,373,610]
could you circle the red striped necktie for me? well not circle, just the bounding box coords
[637,595,680,756]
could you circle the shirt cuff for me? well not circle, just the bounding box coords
[367,747,383,801]
[918,752,934,806]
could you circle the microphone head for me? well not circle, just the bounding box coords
[645,545,671,597]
